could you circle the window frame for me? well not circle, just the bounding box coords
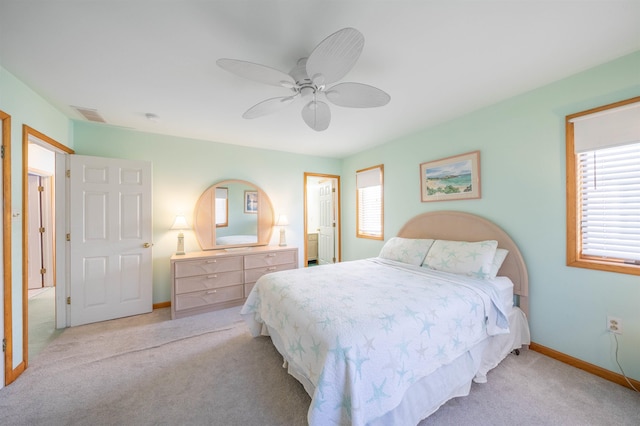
[215,186,229,228]
[566,96,640,276]
[356,164,384,240]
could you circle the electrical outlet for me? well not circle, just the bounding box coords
[607,316,623,335]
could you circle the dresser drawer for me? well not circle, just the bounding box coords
[244,262,296,284]
[244,250,297,269]
[175,270,243,295]
[174,256,243,278]
[175,285,243,311]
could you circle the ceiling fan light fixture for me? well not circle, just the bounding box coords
[302,100,330,131]
[300,86,315,97]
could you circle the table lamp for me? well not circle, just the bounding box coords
[276,214,289,247]
[171,215,189,255]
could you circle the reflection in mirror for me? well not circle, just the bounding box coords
[194,179,274,250]
[215,187,228,227]
[215,183,257,244]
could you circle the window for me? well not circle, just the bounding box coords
[215,187,228,228]
[566,97,640,275]
[356,165,383,239]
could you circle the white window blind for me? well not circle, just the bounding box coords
[578,141,640,262]
[357,166,383,238]
[571,102,640,153]
[215,187,228,227]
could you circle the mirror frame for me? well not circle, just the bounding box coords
[193,179,274,250]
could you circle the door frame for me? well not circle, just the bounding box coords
[21,125,73,369]
[303,172,341,267]
[1,110,11,387]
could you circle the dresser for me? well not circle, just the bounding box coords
[170,246,298,319]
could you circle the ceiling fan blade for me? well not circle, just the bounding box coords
[306,28,364,86]
[301,100,331,131]
[243,96,297,119]
[217,58,295,88]
[325,82,391,108]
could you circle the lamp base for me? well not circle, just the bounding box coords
[176,232,185,255]
[279,227,287,247]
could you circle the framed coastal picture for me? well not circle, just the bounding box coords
[244,190,258,213]
[420,151,481,202]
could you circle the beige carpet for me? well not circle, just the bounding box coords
[1,306,638,426]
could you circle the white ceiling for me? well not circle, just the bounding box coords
[1,1,639,159]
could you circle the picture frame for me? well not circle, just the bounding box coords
[244,190,258,213]
[420,150,481,202]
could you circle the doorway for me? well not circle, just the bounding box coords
[304,173,341,267]
[26,149,59,360]
[22,126,73,368]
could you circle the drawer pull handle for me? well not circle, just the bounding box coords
[207,274,218,279]
[267,253,277,257]
[267,266,277,271]
[206,290,217,294]
[206,260,217,263]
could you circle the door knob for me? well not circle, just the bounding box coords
[143,243,153,248]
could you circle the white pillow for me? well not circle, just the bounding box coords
[379,237,435,266]
[488,248,509,279]
[422,239,498,279]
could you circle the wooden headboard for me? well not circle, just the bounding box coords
[397,211,529,318]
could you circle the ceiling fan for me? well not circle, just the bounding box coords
[217,27,390,131]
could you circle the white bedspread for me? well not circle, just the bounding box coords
[241,258,510,426]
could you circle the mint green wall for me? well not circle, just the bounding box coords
[0,67,72,369]
[341,51,640,381]
[72,122,341,304]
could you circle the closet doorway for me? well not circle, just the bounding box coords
[304,173,341,267]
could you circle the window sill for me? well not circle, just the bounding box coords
[568,258,640,276]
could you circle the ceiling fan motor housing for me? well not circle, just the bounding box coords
[290,58,324,97]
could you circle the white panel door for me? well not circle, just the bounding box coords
[318,180,335,265]
[69,155,153,326]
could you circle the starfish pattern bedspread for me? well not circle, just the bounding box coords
[241,258,509,425]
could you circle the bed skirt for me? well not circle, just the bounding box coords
[260,306,530,425]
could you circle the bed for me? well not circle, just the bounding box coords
[241,211,530,425]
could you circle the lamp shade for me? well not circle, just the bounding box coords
[171,215,189,230]
[276,214,289,226]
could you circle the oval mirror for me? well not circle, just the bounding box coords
[193,179,274,250]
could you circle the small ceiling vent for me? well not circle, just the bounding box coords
[72,106,106,123]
